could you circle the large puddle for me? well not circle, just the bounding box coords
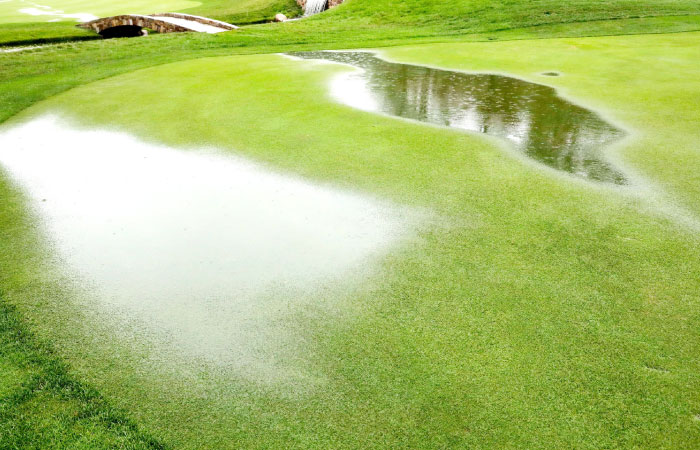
[0,116,410,372]
[289,51,626,184]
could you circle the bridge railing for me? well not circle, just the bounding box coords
[151,13,238,30]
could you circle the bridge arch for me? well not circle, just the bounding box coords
[79,14,237,37]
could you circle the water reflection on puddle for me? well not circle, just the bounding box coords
[289,51,626,184]
[0,116,409,369]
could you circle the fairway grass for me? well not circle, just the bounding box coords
[0,0,201,24]
[1,32,699,448]
[0,0,299,46]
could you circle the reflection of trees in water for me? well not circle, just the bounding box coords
[292,51,626,184]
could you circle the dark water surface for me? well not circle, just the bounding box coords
[290,51,626,184]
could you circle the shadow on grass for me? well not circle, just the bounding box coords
[0,22,100,47]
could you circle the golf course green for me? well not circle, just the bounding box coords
[0,0,200,24]
[1,0,699,448]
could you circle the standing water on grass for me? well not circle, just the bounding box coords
[289,51,626,184]
[0,116,411,377]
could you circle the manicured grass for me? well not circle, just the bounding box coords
[0,0,201,24]
[0,22,98,46]
[4,0,700,46]
[186,0,300,24]
[0,156,167,448]
[3,32,699,448]
[0,297,166,449]
[382,34,700,216]
[2,0,700,448]
[0,0,299,46]
[2,14,700,123]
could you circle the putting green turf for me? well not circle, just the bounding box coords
[2,32,699,448]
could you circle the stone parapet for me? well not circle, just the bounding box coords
[79,15,188,34]
[152,13,238,30]
[78,14,236,35]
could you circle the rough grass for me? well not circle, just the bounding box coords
[186,0,300,24]
[3,0,700,45]
[0,163,167,448]
[319,0,700,31]
[0,299,166,449]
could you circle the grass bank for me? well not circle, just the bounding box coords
[3,0,700,45]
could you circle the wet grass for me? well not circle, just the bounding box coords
[0,299,166,449]
[0,165,167,448]
[3,32,699,448]
[381,34,700,216]
[2,14,700,123]
[2,0,700,448]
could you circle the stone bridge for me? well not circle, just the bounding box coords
[79,13,237,38]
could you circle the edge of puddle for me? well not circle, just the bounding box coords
[283,49,700,233]
[0,112,440,397]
